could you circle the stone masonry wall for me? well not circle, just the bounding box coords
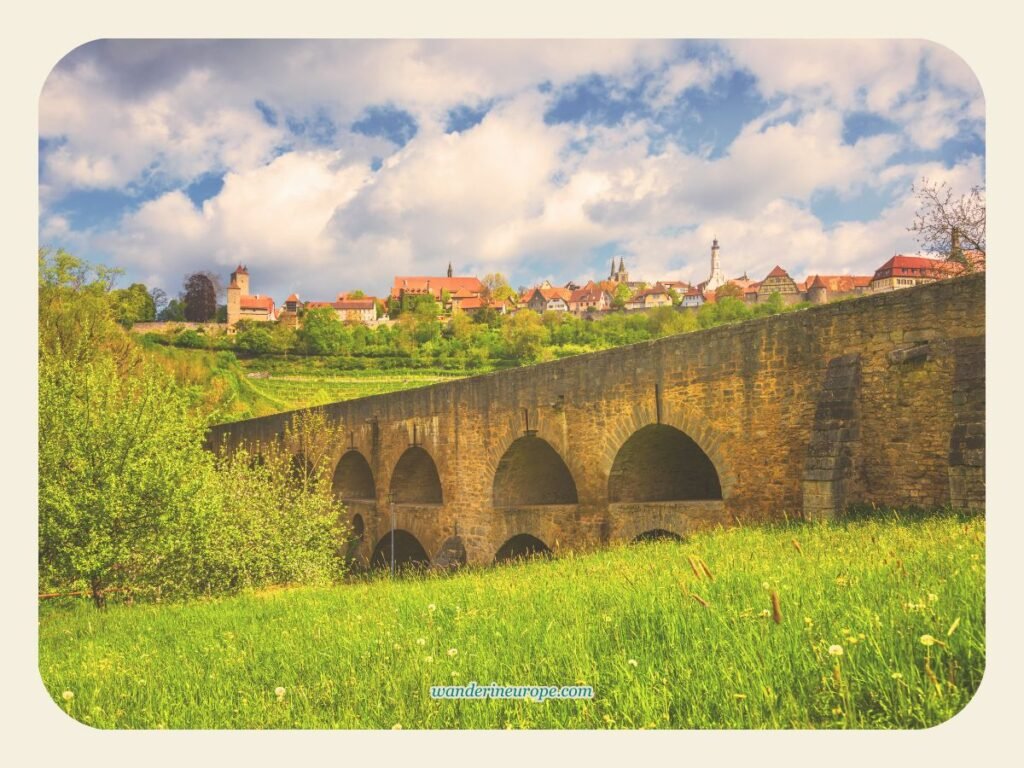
[207,274,985,566]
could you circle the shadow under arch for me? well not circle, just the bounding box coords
[494,533,553,564]
[492,435,578,507]
[370,529,430,571]
[609,424,722,502]
[333,450,376,501]
[389,446,443,505]
[632,529,685,543]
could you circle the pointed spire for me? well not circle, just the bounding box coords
[618,257,625,272]
[610,257,616,278]
[447,261,453,278]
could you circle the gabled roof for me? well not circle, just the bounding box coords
[285,293,300,303]
[240,295,274,311]
[804,274,873,292]
[765,265,791,280]
[872,255,964,281]
[391,276,484,298]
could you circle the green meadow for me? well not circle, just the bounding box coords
[38,512,984,730]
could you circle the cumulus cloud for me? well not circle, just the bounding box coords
[39,40,985,300]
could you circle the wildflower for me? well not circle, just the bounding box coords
[393,643,402,650]
[61,690,74,702]
[928,593,939,603]
[447,648,458,657]
[428,604,436,613]
[603,615,612,623]
[804,617,814,626]
[832,706,843,716]
[627,659,638,667]
[891,672,904,680]
[759,609,771,618]
[828,645,844,657]
[416,638,426,646]
[392,723,402,730]
[919,634,936,647]
[275,686,286,701]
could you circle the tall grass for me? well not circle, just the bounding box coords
[39,513,984,729]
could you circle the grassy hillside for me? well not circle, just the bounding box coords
[39,512,984,729]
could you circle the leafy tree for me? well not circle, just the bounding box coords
[300,307,346,355]
[158,299,186,322]
[149,287,169,315]
[611,282,633,310]
[110,283,157,328]
[502,310,547,362]
[236,324,273,354]
[348,289,366,299]
[909,178,985,270]
[182,272,218,322]
[39,354,211,606]
[715,282,743,300]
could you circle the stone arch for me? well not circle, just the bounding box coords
[494,533,553,563]
[332,450,376,502]
[632,529,685,543]
[389,446,443,505]
[609,424,722,502]
[492,435,578,507]
[370,529,430,570]
[351,513,366,540]
[601,401,735,499]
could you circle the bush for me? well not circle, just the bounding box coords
[175,329,207,349]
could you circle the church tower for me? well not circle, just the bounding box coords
[447,261,453,278]
[227,264,249,327]
[704,238,726,292]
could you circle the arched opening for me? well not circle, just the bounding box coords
[389,447,443,505]
[371,530,430,571]
[608,424,722,502]
[492,435,578,507]
[333,450,376,501]
[494,534,553,564]
[351,513,365,540]
[633,529,684,543]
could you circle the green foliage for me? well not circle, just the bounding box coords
[611,282,632,309]
[39,514,984,728]
[299,308,347,355]
[158,298,186,322]
[501,310,547,362]
[175,329,208,349]
[109,283,157,327]
[236,324,273,354]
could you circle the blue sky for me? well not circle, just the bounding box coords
[39,39,984,301]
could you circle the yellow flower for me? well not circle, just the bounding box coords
[428,604,436,613]
[828,645,844,657]
[627,659,638,667]
[392,723,402,730]
[416,638,426,646]
[61,690,74,702]
[275,686,286,700]
[891,672,904,680]
[447,648,458,657]
[919,634,936,647]
[423,656,433,663]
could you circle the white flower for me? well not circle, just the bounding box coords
[61,690,74,702]
[627,659,638,667]
[275,686,286,699]
[447,647,458,657]
[392,723,402,730]
[416,638,426,646]
[828,645,844,657]
[428,604,436,613]
[920,634,936,647]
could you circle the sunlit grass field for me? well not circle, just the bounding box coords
[38,512,984,729]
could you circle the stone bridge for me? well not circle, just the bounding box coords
[207,274,985,568]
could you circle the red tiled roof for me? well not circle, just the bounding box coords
[872,255,964,281]
[570,282,608,303]
[335,299,375,310]
[804,274,873,292]
[765,265,790,279]
[233,264,249,275]
[391,276,484,299]
[631,283,670,300]
[286,293,299,302]
[240,295,274,311]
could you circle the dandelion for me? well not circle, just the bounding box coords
[627,659,638,667]
[602,615,612,623]
[392,723,402,730]
[447,647,458,657]
[831,706,843,716]
[275,686,286,701]
[61,690,74,702]
[759,609,771,618]
[428,604,436,613]
[416,638,426,646]
[393,643,402,650]
[828,645,844,657]
[804,617,814,626]
[919,634,936,647]
[891,672,904,680]
[424,656,433,663]
[928,593,939,603]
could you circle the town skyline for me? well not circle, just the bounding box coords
[39,39,984,304]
